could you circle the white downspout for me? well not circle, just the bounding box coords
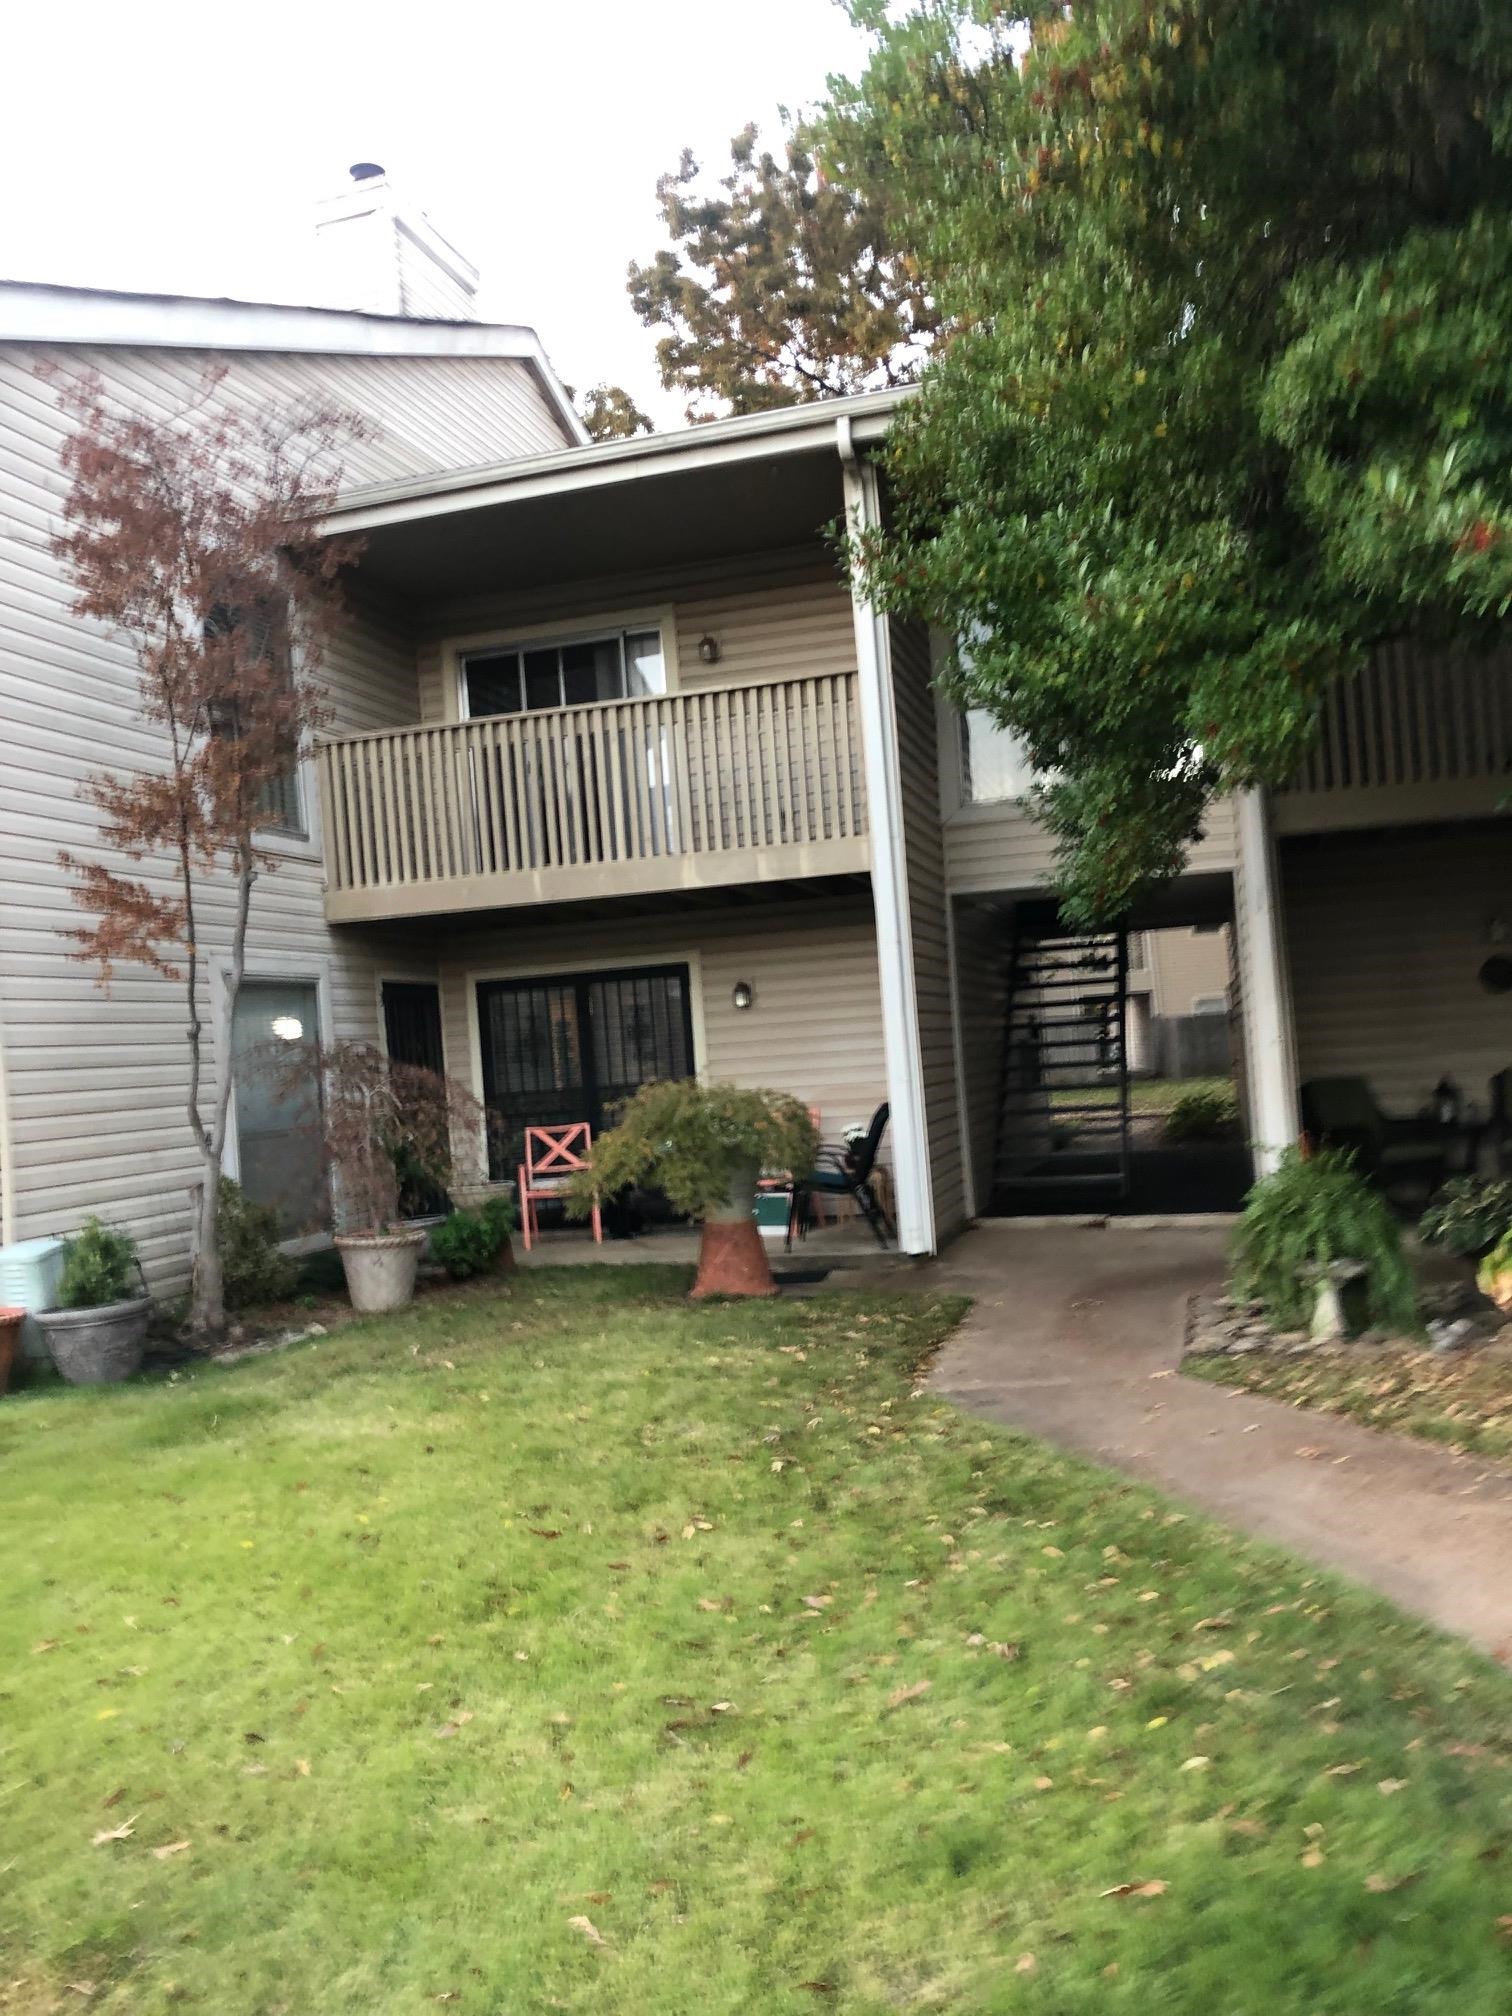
[1233,787,1300,1175]
[838,415,936,1255]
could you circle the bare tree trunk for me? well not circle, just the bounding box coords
[186,842,255,1340]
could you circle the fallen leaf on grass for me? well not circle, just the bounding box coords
[886,1680,931,1710]
[1015,1954,1038,1976]
[436,1711,475,1738]
[152,1841,190,1861]
[294,1759,312,1777]
[1101,1880,1167,1899]
[567,1914,605,1948]
[801,1594,832,1612]
[1301,1848,1325,1868]
[1364,1871,1420,1893]
[528,1528,562,1540]
[92,1817,138,1845]
[1228,1819,1268,1839]
[1180,1757,1210,1772]
[1378,1778,1409,1795]
[101,1788,126,1810]
[32,1639,60,1655]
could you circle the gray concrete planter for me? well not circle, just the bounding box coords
[36,1297,149,1385]
[335,1229,426,1314]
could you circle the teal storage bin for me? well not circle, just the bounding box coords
[0,1235,67,1361]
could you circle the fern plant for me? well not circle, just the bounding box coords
[1231,1148,1418,1334]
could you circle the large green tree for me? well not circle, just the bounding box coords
[830,0,1512,919]
[627,119,935,418]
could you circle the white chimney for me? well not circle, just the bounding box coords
[314,163,480,321]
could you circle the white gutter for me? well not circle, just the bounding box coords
[837,412,937,1256]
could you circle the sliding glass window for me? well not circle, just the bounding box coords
[463,629,665,718]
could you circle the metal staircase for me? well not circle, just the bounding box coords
[991,912,1131,1208]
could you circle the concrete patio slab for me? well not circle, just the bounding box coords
[927,1223,1512,1660]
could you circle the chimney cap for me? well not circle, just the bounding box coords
[349,162,386,183]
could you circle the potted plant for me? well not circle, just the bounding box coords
[1231,1147,1420,1338]
[1419,1176,1512,1263]
[298,1041,493,1315]
[568,1080,818,1298]
[1477,1229,1512,1313]
[34,1217,150,1384]
[429,1194,517,1280]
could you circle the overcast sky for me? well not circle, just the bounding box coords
[0,0,875,425]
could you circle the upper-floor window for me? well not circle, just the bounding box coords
[959,710,1039,806]
[204,592,305,837]
[462,627,666,719]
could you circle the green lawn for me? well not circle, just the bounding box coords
[1051,1076,1233,1115]
[1189,1336,1512,1466]
[5,1269,1512,2013]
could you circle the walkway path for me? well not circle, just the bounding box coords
[928,1224,1512,1660]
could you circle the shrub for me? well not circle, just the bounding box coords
[1419,1176,1512,1259]
[569,1080,819,1220]
[430,1195,516,1280]
[57,1216,142,1310]
[1231,1147,1418,1334]
[1163,1084,1239,1143]
[217,1177,298,1310]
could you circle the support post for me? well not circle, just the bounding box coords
[838,417,936,1256]
[1233,788,1299,1176]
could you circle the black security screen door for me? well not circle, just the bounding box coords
[477,964,695,1180]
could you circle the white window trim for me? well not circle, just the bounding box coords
[216,957,336,1254]
[444,605,681,724]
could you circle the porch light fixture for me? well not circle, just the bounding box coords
[698,633,722,666]
[731,980,755,1012]
[270,1015,305,1042]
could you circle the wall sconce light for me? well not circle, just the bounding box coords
[731,980,755,1012]
[698,633,722,666]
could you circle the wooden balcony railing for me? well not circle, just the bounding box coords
[316,670,870,921]
[1276,642,1512,834]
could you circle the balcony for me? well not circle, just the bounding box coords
[316,670,870,922]
[1275,643,1512,835]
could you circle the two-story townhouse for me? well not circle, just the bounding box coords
[2,267,1506,1289]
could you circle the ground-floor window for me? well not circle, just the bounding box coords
[476,964,695,1180]
[230,978,329,1236]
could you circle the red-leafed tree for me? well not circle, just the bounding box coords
[48,368,365,1337]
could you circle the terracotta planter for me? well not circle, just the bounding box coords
[690,1161,777,1300]
[36,1297,149,1385]
[335,1228,427,1314]
[0,1305,23,1394]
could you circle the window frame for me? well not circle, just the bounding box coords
[445,607,681,725]
[202,589,314,847]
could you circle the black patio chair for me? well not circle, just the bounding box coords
[1299,1076,1448,1197]
[792,1102,894,1249]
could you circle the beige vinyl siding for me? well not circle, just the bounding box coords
[1283,822,1512,1114]
[0,336,562,1286]
[416,549,855,724]
[889,617,968,1243]
[945,793,1238,896]
[951,899,1008,1213]
[1143,926,1231,1018]
[435,894,889,1159]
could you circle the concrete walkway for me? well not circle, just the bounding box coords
[927,1223,1512,1660]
